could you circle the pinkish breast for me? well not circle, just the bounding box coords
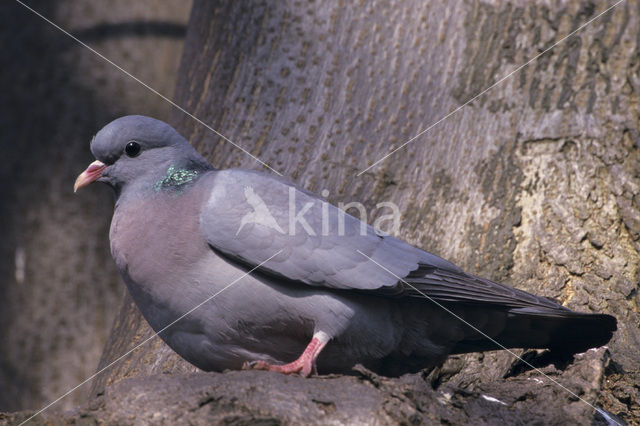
[109,182,211,289]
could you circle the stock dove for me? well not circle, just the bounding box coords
[75,115,616,376]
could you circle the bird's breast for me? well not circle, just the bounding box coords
[109,188,210,300]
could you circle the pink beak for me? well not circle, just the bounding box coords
[74,160,107,193]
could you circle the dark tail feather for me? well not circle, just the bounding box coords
[452,310,617,355]
[541,312,616,354]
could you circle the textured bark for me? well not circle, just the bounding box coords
[79,0,639,423]
[4,348,618,425]
[0,0,191,412]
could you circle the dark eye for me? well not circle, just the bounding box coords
[125,141,141,157]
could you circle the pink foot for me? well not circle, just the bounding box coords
[243,332,329,377]
[245,358,314,376]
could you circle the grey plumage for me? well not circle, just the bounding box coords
[76,115,617,376]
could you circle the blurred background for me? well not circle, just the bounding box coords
[0,0,192,410]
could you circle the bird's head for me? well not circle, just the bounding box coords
[74,115,210,195]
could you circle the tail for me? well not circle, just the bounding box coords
[451,309,617,356]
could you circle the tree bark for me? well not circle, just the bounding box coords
[88,0,639,423]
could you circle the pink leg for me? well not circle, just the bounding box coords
[243,332,330,377]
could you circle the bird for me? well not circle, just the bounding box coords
[74,115,616,377]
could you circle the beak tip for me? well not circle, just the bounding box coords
[74,160,106,193]
[73,176,84,193]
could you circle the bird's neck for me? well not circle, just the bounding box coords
[152,164,202,192]
[115,162,213,206]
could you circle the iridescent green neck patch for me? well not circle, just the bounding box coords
[154,165,199,192]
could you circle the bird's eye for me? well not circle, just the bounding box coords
[125,141,141,157]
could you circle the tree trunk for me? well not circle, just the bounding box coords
[87,0,639,423]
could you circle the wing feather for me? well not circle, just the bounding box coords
[201,169,570,313]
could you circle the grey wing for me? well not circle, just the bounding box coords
[201,169,572,313]
[200,169,460,291]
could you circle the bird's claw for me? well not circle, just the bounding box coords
[242,360,270,370]
[242,359,312,376]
